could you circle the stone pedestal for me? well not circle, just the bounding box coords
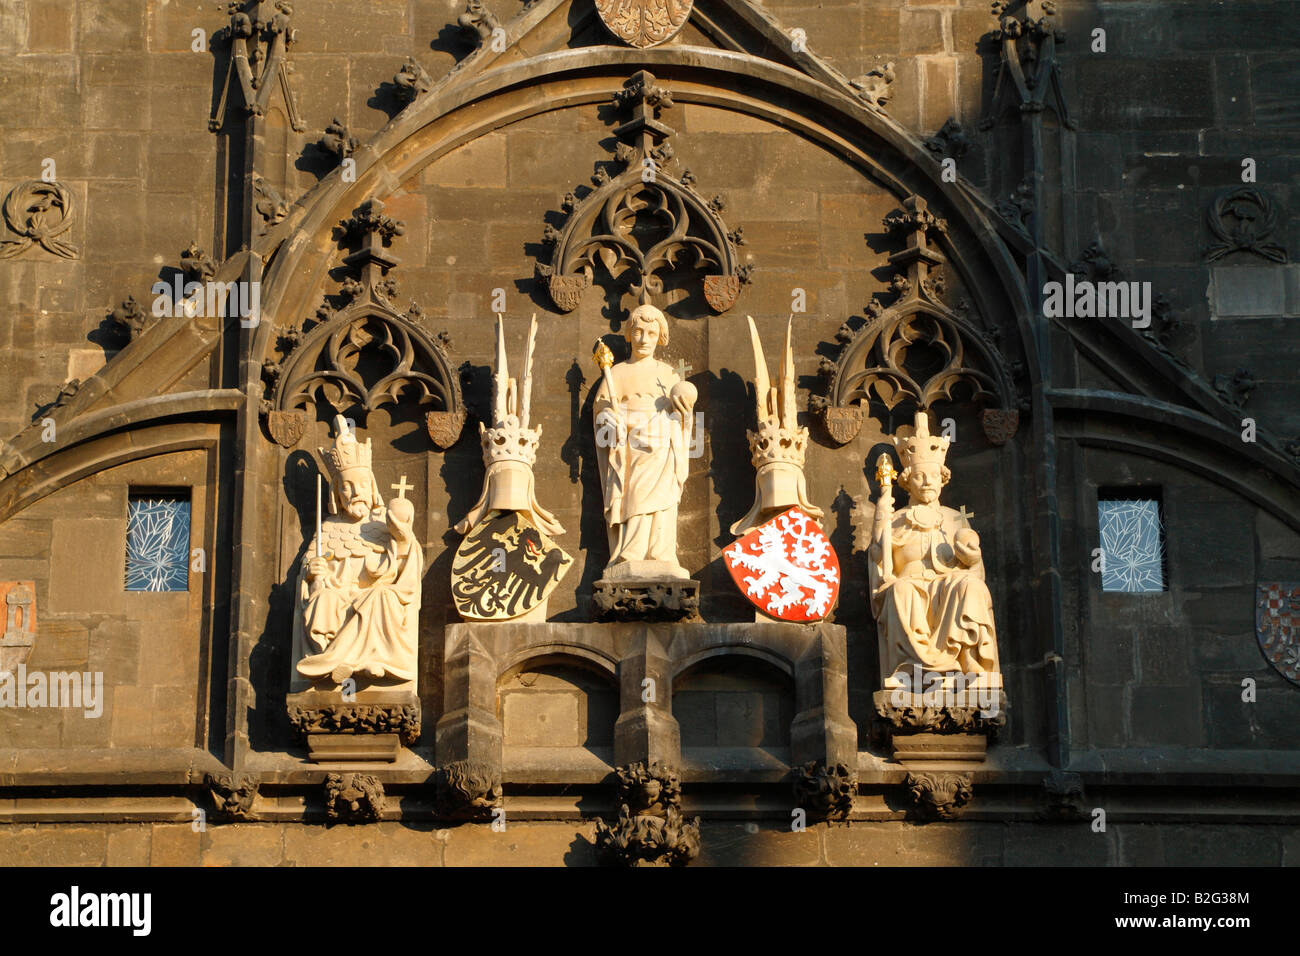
[873,689,1007,763]
[286,688,421,763]
[593,579,700,622]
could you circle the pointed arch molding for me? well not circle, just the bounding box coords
[248,48,1039,391]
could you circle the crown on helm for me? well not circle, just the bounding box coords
[480,314,542,467]
[320,414,372,481]
[893,411,950,469]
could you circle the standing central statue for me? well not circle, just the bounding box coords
[593,303,697,581]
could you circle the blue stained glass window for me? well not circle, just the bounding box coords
[125,495,191,592]
[1097,497,1166,593]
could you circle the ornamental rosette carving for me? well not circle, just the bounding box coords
[324,772,385,822]
[793,761,857,821]
[594,762,701,867]
[435,760,504,821]
[204,771,259,820]
[905,771,973,821]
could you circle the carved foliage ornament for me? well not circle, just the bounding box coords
[435,760,504,820]
[594,762,701,867]
[537,71,751,315]
[814,197,1018,445]
[906,770,973,821]
[1205,188,1287,263]
[982,0,1071,130]
[594,0,693,49]
[0,181,78,260]
[324,772,384,822]
[793,761,857,821]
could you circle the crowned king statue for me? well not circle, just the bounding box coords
[868,411,1001,688]
[292,415,424,687]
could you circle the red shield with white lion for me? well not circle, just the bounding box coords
[723,507,840,622]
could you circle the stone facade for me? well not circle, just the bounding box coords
[0,0,1298,866]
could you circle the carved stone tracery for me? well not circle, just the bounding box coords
[536,70,751,315]
[814,196,1019,445]
[262,199,466,449]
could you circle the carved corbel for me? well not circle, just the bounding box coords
[905,771,973,821]
[324,772,385,822]
[793,761,857,821]
[180,242,219,284]
[394,57,432,104]
[593,762,701,867]
[1041,770,1086,821]
[457,0,500,43]
[923,118,971,161]
[109,296,151,345]
[434,760,504,821]
[204,771,259,820]
[849,62,895,112]
[320,117,360,161]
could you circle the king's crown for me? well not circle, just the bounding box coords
[321,414,373,478]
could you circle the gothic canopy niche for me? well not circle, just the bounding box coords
[812,196,1021,446]
[536,70,752,315]
[261,199,466,449]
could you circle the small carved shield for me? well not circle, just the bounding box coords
[981,408,1019,446]
[452,510,573,621]
[1256,582,1300,687]
[548,274,590,313]
[594,0,693,49]
[703,274,740,313]
[723,507,840,622]
[266,409,307,448]
[823,405,863,445]
[426,409,466,449]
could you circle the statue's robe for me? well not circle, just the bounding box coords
[593,359,690,573]
[294,508,423,683]
[868,503,999,683]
